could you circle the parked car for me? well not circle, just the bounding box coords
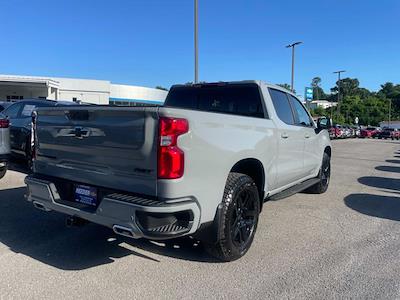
[342,126,352,138]
[330,124,343,139]
[25,81,332,261]
[360,127,377,138]
[348,126,357,138]
[352,125,361,137]
[0,101,13,113]
[0,113,11,179]
[372,127,382,138]
[1,99,78,168]
[377,127,400,140]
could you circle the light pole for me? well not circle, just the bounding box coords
[388,99,392,128]
[286,41,302,92]
[194,0,199,83]
[333,70,346,118]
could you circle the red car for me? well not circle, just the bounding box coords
[329,125,343,139]
[360,127,377,138]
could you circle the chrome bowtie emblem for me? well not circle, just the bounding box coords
[74,127,88,139]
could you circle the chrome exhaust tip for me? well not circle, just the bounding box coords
[32,201,51,212]
[113,225,136,238]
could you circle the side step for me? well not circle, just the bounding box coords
[268,178,320,201]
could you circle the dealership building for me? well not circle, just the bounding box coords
[0,74,168,105]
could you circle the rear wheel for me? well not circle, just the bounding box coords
[0,164,7,179]
[205,172,260,262]
[305,152,331,194]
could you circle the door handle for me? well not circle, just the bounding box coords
[281,132,289,139]
[305,134,310,139]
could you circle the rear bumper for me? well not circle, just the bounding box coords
[25,175,201,240]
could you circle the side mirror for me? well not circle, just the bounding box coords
[317,117,331,131]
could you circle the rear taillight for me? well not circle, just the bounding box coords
[0,119,9,128]
[158,117,189,179]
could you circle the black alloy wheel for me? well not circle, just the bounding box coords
[230,188,258,251]
[205,172,260,262]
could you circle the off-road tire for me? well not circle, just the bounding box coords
[0,165,7,179]
[305,152,331,194]
[205,172,260,262]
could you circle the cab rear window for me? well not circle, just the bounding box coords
[164,84,266,118]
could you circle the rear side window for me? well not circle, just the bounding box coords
[165,84,266,118]
[268,89,294,125]
[288,95,313,127]
[3,103,23,118]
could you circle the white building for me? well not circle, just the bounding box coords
[0,74,168,105]
[379,121,400,130]
[309,100,338,110]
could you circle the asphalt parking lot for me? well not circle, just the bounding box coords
[1,138,400,299]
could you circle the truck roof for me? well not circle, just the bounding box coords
[171,80,297,97]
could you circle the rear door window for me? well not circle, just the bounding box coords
[268,88,295,125]
[165,84,266,118]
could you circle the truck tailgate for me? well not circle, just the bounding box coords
[34,106,159,196]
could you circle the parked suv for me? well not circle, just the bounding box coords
[378,127,400,140]
[1,99,76,168]
[26,81,332,261]
[0,101,13,113]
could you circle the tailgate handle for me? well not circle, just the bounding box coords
[65,110,90,121]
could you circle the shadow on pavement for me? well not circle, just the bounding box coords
[0,187,217,271]
[358,176,400,192]
[380,141,400,144]
[386,159,400,164]
[7,157,30,175]
[344,193,400,221]
[375,165,400,173]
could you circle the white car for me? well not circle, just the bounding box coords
[0,113,11,179]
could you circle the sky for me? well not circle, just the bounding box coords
[0,0,398,95]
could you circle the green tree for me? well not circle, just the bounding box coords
[330,78,360,98]
[310,106,325,117]
[311,77,327,100]
[378,82,400,119]
[378,82,400,99]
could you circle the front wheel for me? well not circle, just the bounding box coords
[205,172,260,262]
[305,152,331,194]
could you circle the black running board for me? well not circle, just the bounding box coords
[267,178,320,201]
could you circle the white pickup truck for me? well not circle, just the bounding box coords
[25,81,331,261]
